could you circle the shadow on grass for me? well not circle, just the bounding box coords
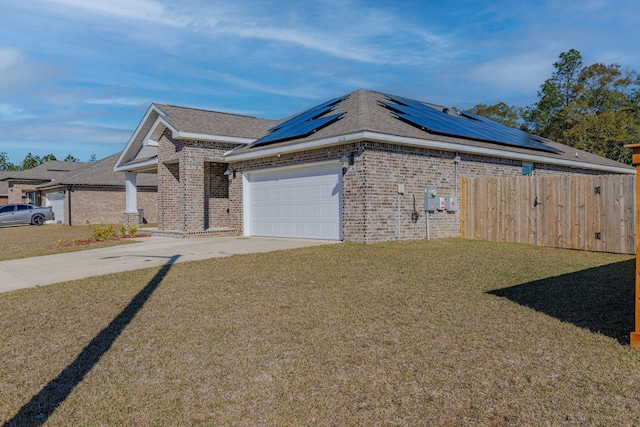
[2,255,180,427]
[488,258,635,345]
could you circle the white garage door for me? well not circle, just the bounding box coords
[45,192,64,224]
[247,163,342,240]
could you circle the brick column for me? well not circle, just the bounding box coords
[625,143,640,348]
[180,154,205,232]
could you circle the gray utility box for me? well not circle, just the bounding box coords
[424,186,437,211]
[444,196,459,211]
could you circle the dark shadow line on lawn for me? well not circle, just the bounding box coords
[487,258,635,345]
[2,254,180,427]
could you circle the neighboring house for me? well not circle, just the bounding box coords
[114,89,635,243]
[0,171,11,204]
[2,154,157,225]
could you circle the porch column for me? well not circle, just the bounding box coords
[625,143,640,348]
[123,172,139,227]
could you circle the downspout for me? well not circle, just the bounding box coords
[67,185,73,226]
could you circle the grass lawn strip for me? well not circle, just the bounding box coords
[0,225,141,261]
[1,239,639,425]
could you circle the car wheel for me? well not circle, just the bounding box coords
[32,214,45,226]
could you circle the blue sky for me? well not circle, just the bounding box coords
[1,0,639,164]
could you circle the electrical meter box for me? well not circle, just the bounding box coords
[438,197,446,210]
[444,196,459,211]
[424,186,437,211]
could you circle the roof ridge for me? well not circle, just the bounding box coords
[61,153,120,180]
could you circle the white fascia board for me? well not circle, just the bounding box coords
[224,130,635,175]
[144,117,174,146]
[113,157,158,173]
[173,131,255,144]
[114,104,165,171]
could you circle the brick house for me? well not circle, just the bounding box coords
[2,154,157,225]
[114,89,634,243]
[0,171,10,204]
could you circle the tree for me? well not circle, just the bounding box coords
[20,153,42,170]
[524,49,584,141]
[0,152,17,170]
[89,154,97,162]
[562,63,640,163]
[466,102,524,128]
[41,154,57,162]
[64,154,80,162]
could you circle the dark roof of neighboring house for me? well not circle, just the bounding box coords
[228,89,634,172]
[38,153,157,189]
[155,104,278,139]
[1,161,88,183]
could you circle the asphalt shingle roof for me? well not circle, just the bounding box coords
[231,89,633,171]
[155,104,278,139]
[38,153,157,189]
[1,161,88,182]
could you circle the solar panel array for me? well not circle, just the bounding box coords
[380,95,562,154]
[252,96,347,146]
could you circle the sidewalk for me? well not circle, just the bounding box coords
[0,236,338,294]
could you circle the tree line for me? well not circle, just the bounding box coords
[0,152,97,171]
[467,49,640,164]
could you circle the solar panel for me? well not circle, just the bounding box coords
[252,96,347,146]
[381,95,562,154]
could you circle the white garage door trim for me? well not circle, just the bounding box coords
[243,161,343,240]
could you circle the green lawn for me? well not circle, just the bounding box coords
[1,239,639,425]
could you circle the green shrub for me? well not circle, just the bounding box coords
[92,225,117,241]
[128,225,138,237]
[118,224,126,237]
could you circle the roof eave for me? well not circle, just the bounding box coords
[224,130,635,175]
[113,157,158,173]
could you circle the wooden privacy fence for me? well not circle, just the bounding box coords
[460,175,636,254]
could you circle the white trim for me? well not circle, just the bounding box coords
[114,104,165,171]
[225,130,635,175]
[113,157,157,173]
[173,131,255,144]
[245,159,341,176]
[242,173,251,236]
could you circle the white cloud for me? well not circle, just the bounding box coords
[208,71,325,100]
[0,47,22,72]
[0,103,36,120]
[0,46,66,92]
[85,97,150,106]
[44,0,188,26]
[467,52,555,97]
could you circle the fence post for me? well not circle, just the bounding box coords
[625,143,640,348]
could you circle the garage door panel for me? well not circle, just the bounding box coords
[248,164,342,240]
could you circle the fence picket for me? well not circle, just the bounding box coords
[460,175,635,254]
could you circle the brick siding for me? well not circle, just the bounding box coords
[41,187,157,226]
[157,134,618,243]
[157,130,236,233]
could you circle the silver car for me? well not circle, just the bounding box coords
[0,204,55,226]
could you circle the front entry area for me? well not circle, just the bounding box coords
[244,163,342,240]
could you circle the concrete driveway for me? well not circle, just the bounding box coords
[0,236,339,294]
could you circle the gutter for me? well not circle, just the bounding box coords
[223,130,635,175]
[66,185,73,226]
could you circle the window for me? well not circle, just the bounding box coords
[0,205,14,213]
[522,162,533,176]
[16,205,30,211]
